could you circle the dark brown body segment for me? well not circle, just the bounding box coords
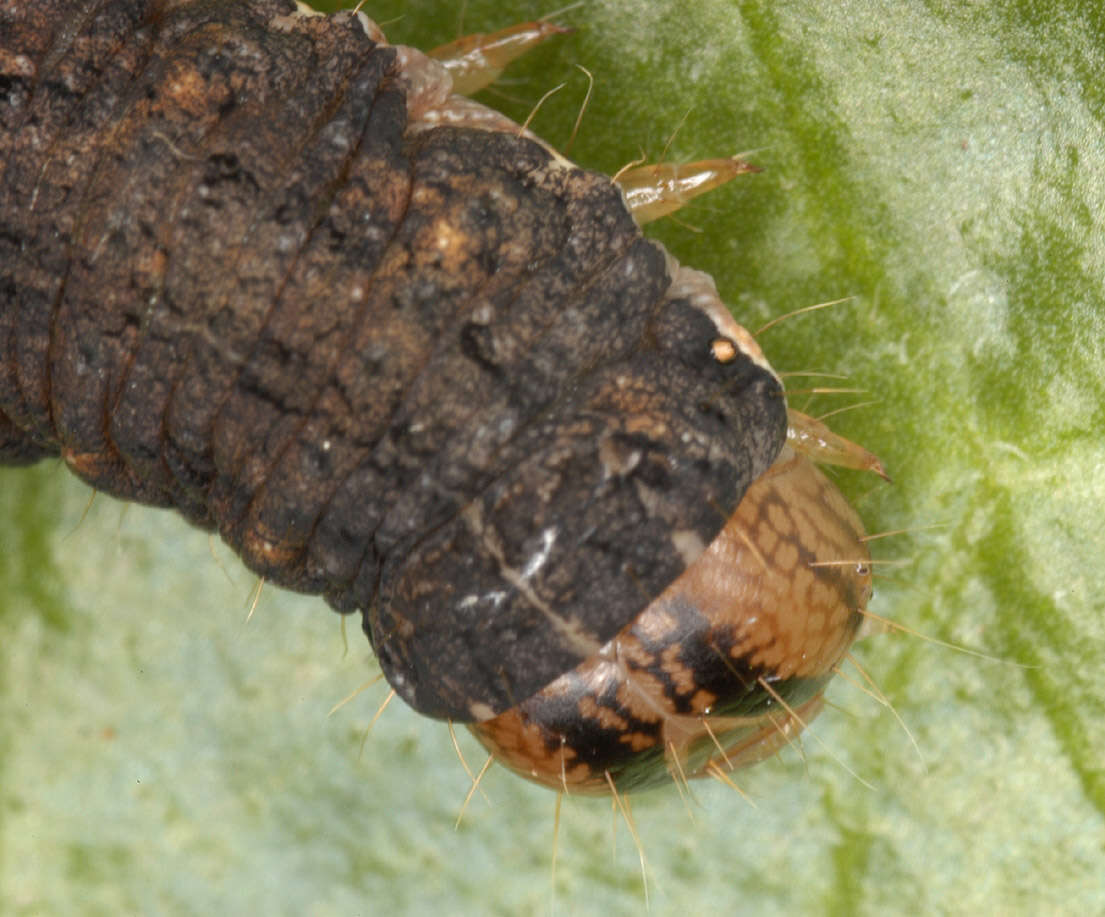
[0,1,786,720]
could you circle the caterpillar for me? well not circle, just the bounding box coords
[0,0,882,793]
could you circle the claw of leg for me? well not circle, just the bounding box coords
[615,156,761,224]
[429,21,574,96]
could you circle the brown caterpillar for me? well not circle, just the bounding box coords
[0,0,881,793]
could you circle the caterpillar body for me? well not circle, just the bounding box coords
[0,0,876,792]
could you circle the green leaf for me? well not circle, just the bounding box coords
[3,1,1103,913]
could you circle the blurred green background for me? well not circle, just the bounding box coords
[3,1,1104,914]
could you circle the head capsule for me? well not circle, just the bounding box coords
[470,446,873,794]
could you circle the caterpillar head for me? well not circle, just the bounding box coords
[469,446,872,792]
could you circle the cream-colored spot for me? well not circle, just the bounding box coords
[469,701,496,722]
[671,529,707,568]
[711,337,737,363]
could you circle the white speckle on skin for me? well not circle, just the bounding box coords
[458,590,508,611]
[598,434,642,479]
[522,528,558,581]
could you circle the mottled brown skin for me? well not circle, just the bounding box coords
[471,448,872,793]
[0,1,786,721]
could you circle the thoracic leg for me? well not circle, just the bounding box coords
[787,409,889,480]
[614,157,760,224]
[428,20,572,95]
[426,20,762,227]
